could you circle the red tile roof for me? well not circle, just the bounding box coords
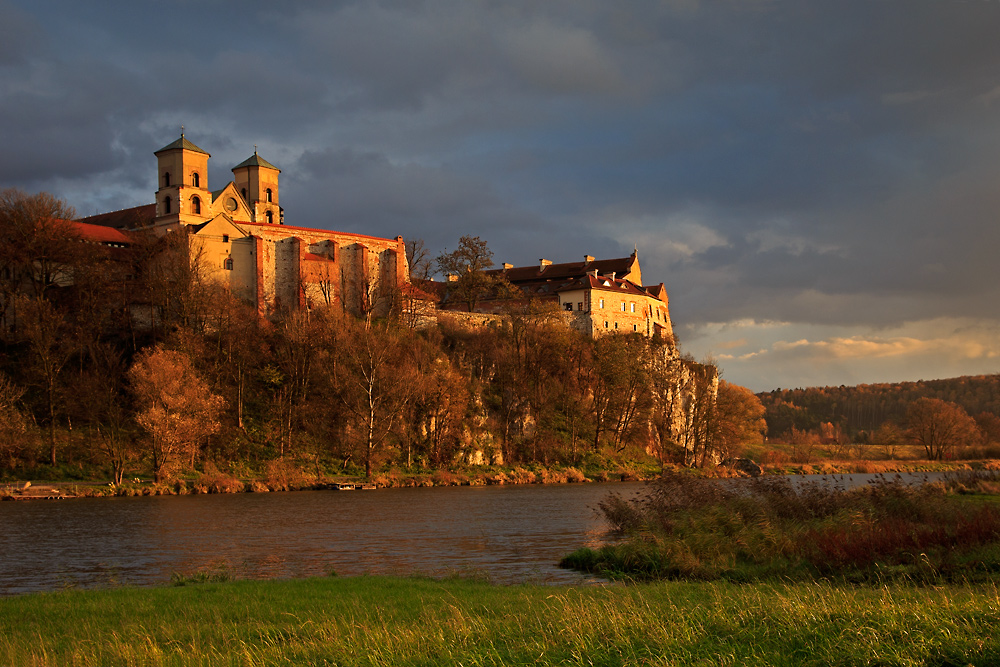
[68,220,134,245]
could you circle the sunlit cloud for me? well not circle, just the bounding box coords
[687,317,1000,391]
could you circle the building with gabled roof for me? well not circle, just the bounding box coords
[79,134,408,316]
[436,251,674,341]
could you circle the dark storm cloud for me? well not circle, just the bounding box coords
[287,147,545,251]
[0,1,41,65]
[3,0,1000,387]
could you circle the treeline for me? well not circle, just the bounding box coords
[759,376,1000,445]
[0,190,762,483]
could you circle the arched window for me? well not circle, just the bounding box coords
[192,172,200,187]
[163,196,172,214]
[192,196,201,214]
[265,188,273,203]
[265,210,273,224]
[163,172,171,187]
[224,257,234,270]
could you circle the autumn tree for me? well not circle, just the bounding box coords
[871,421,903,459]
[974,412,1000,446]
[711,380,767,460]
[129,346,226,481]
[905,397,979,461]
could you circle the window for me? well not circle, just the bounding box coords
[630,302,635,313]
[224,258,234,270]
[265,210,273,224]
[192,196,201,214]
[163,172,171,187]
[614,322,619,329]
[621,302,626,312]
[604,321,609,329]
[599,298,604,309]
[241,188,247,201]
[578,302,584,311]
[564,303,572,311]
[163,196,171,214]
[266,188,273,203]
[633,324,638,332]
[192,172,200,187]
[222,234,229,243]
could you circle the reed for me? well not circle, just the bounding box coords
[561,471,1000,582]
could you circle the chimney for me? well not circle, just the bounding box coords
[588,269,598,278]
[502,263,513,271]
[609,272,616,281]
[447,274,459,282]
[584,255,595,264]
[539,258,552,272]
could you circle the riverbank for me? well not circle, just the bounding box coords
[3,458,998,500]
[7,459,1000,501]
[0,463,650,500]
[1,575,998,666]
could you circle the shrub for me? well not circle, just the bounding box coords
[567,471,1000,582]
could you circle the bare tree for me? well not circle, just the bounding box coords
[0,189,79,313]
[15,295,76,465]
[336,321,416,477]
[436,235,499,312]
[0,372,28,470]
[589,334,651,453]
[405,238,433,281]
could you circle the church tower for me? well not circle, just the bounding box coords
[153,133,212,230]
[232,150,282,225]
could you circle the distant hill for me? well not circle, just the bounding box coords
[757,375,1000,438]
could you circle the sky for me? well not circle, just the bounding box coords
[2,0,999,392]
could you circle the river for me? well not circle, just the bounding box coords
[0,481,650,595]
[0,471,956,596]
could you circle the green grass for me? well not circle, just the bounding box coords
[1,575,1000,666]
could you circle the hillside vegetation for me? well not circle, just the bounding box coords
[758,376,1000,462]
[1,190,760,487]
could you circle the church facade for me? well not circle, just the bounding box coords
[80,135,408,316]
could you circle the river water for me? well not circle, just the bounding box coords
[0,472,955,596]
[0,481,650,595]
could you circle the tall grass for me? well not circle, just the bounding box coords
[1,576,999,666]
[562,471,1000,581]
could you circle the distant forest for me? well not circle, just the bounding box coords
[759,375,1000,440]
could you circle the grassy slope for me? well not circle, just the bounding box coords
[1,576,999,666]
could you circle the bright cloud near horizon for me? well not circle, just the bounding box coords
[2,0,999,392]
